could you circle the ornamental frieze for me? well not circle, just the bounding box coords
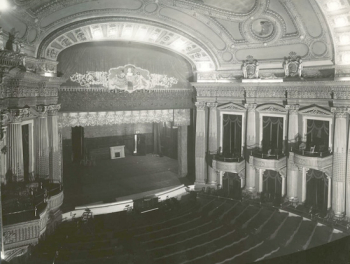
[212,159,245,174]
[70,64,178,92]
[293,153,333,171]
[251,156,287,171]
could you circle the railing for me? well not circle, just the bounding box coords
[291,147,332,158]
[250,150,285,160]
[212,154,244,163]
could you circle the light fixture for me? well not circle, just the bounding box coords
[172,38,186,50]
[342,53,350,64]
[327,1,341,11]
[137,27,147,39]
[339,34,350,45]
[199,62,212,72]
[335,16,348,27]
[0,0,10,12]
[93,29,103,39]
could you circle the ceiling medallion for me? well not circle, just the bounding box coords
[250,18,275,41]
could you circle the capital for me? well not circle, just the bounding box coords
[195,101,206,110]
[206,102,218,108]
[331,107,349,118]
[36,105,49,117]
[285,104,300,115]
[7,108,28,123]
[244,103,257,112]
[47,104,61,116]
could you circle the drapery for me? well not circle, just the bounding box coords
[306,169,328,214]
[306,120,329,152]
[222,115,242,156]
[262,117,283,154]
[222,172,241,200]
[71,126,85,162]
[153,122,178,159]
[262,170,282,205]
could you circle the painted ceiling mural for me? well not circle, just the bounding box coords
[1,0,350,77]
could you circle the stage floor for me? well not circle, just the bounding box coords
[62,154,189,212]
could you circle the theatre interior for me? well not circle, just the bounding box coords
[1,0,350,263]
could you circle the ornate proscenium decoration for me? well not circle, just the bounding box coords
[283,52,303,78]
[241,56,259,79]
[70,64,178,93]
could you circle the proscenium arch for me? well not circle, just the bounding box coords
[36,17,218,72]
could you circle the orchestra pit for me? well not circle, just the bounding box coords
[1,0,350,263]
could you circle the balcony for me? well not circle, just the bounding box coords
[208,153,245,173]
[249,150,287,171]
[292,149,333,171]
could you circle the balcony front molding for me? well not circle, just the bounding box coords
[212,159,245,175]
[250,155,287,171]
[294,152,333,173]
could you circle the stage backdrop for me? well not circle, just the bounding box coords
[57,41,194,89]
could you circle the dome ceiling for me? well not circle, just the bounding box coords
[2,0,349,75]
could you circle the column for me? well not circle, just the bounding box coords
[328,176,332,210]
[282,176,286,197]
[47,104,62,183]
[301,167,308,203]
[7,109,24,182]
[35,105,50,179]
[177,125,188,177]
[0,125,7,184]
[331,107,348,218]
[286,105,300,202]
[347,114,350,218]
[195,102,207,187]
[207,102,218,186]
[258,169,264,193]
[245,104,257,193]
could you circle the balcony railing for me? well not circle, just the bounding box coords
[291,147,332,158]
[250,150,286,160]
[212,154,244,163]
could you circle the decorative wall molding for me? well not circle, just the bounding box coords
[59,109,191,128]
[299,105,332,116]
[217,102,246,112]
[256,104,288,113]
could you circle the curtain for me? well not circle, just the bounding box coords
[306,120,329,152]
[306,169,328,214]
[223,172,241,200]
[262,117,283,154]
[153,123,163,156]
[263,170,282,205]
[222,115,242,156]
[71,126,84,162]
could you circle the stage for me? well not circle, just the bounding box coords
[62,154,191,212]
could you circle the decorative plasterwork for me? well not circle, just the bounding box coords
[193,85,245,98]
[294,153,333,172]
[58,109,191,127]
[256,104,287,114]
[251,156,287,171]
[299,105,332,117]
[212,159,245,174]
[38,20,215,72]
[217,102,246,112]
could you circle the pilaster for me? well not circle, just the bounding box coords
[35,105,50,179]
[7,109,24,182]
[286,105,300,202]
[195,102,207,187]
[47,104,61,183]
[245,104,257,194]
[207,102,218,186]
[331,107,348,218]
